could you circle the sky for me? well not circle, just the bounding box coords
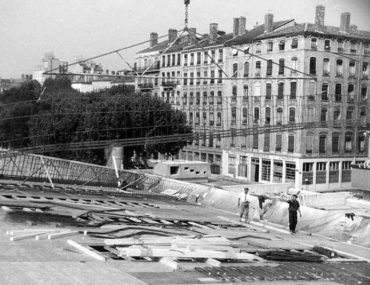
[0,0,369,78]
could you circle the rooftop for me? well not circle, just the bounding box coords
[255,23,370,42]
[226,20,294,46]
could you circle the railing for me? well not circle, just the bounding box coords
[161,81,179,88]
[138,83,154,90]
[0,150,141,188]
[134,62,160,73]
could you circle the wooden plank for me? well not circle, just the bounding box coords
[47,230,80,240]
[140,218,160,224]
[67,240,106,261]
[6,228,59,235]
[117,246,264,260]
[10,231,52,241]
[159,257,179,270]
[188,222,212,229]
[125,217,142,223]
[206,258,221,267]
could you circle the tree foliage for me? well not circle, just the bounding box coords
[0,77,192,166]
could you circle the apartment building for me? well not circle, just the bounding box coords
[222,5,370,191]
[135,5,369,190]
[178,25,233,173]
[136,25,233,173]
[135,33,163,96]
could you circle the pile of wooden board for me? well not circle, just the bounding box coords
[105,235,264,264]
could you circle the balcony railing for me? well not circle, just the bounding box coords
[134,62,160,73]
[138,83,154,90]
[161,81,179,88]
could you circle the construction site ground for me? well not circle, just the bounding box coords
[0,180,370,285]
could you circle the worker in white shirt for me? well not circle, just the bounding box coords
[238,187,251,222]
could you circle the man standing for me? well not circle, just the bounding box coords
[238,188,251,222]
[287,194,302,233]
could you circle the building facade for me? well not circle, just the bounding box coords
[222,6,369,191]
[135,5,369,191]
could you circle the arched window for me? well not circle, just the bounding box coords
[321,83,329,101]
[332,133,340,153]
[243,62,249,77]
[310,57,316,75]
[231,107,237,124]
[265,107,271,125]
[278,59,285,75]
[291,38,298,49]
[306,133,314,154]
[320,108,327,122]
[267,41,273,52]
[291,57,298,72]
[324,39,331,51]
[254,82,261,96]
[348,83,355,101]
[288,135,294,153]
[345,132,353,152]
[232,63,238,78]
[254,107,260,124]
[278,82,284,99]
[242,107,248,124]
[232,85,237,100]
[243,85,249,103]
[266,83,272,99]
[266,60,273,76]
[358,133,366,152]
[276,107,283,125]
[279,40,285,51]
[289,107,295,123]
[311,38,317,50]
[319,133,327,154]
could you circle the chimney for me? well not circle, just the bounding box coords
[188,28,197,45]
[210,23,218,41]
[340,12,351,33]
[350,24,358,33]
[264,13,274,33]
[150,32,158,47]
[168,29,178,42]
[233,18,240,37]
[239,16,246,36]
[315,5,325,26]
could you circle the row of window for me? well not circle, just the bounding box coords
[309,57,369,77]
[302,161,352,184]
[231,58,369,79]
[161,49,224,67]
[244,38,367,55]
[231,82,368,102]
[307,132,366,154]
[228,132,366,155]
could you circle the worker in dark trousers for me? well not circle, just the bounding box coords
[238,188,251,222]
[287,194,302,233]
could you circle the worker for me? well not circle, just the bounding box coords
[238,188,251,223]
[258,195,267,220]
[287,194,302,234]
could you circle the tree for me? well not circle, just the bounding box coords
[0,80,41,148]
[1,78,192,166]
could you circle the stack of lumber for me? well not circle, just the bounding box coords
[258,250,324,262]
[6,228,79,241]
[108,235,264,262]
